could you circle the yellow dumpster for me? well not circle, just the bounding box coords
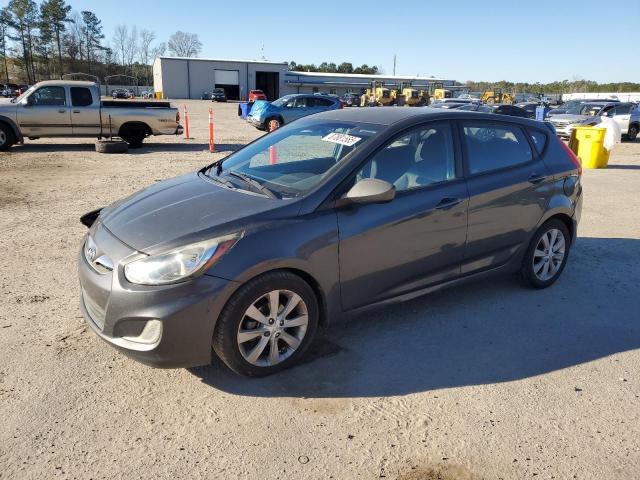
[569,126,609,169]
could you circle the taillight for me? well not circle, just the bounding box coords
[176,111,180,123]
[559,140,582,176]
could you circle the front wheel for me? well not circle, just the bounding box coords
[264,117,282,131]
[212,271,319,377]
[521,219,571,289]
[0,123,16,151]
[626,124,638,141]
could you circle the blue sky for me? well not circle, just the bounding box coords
[65,0,640,83]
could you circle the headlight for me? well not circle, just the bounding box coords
[124,233,241,285]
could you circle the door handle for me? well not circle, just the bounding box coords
[73,110,81,113]
[58,109,66,113]
[435,197,462,210]
[528,173,546,184]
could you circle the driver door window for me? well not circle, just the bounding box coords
[30,86,67,106]
[356,123,456,191]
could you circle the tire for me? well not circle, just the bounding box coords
[95,140,128,154]
[0,123,16,151]
[212,271,319,377]
[626,124,638,142]
[521,219,571,289]
[121,129,146,148]
[264,117,282,131]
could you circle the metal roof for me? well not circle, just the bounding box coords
[285,71,450,81]
[157,56,287,65]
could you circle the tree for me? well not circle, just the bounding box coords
[337,62,353,74]
[40,0,70,78]
[8,0,39,83]
[112,24,127,66]
[0,8,11,83]
[80,10,103,73]
[167,31,201,57]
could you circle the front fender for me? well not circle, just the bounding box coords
[206,211,342,325]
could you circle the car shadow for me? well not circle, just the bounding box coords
[8,142,245,154]
[189,237,640,397]
[134,142,245,153]
[606,164,640,170]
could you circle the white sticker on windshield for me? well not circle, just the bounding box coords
[322,132,362,147]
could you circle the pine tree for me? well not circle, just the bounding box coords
[40,0,70,78]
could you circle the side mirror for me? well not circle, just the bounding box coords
[336,178,395,207]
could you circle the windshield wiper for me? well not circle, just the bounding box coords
[202,170,235,189]
[227,171,278,199]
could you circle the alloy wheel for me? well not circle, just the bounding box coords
[237,290,309,367]
[533,228,566,281]
[0,130,6,146]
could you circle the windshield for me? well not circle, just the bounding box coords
[271,95,295,107]
[205,120,379,197]
[566,103,605,115]
[14,85,36,103]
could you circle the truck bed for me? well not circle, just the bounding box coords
[101,100,172,108]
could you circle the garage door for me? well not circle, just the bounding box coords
[214,70,239,85]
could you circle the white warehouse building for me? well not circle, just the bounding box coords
[153,56,456,101]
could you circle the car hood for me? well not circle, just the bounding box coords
[100,172,293,254]
[549,114,590,123]
[248,100,272,118]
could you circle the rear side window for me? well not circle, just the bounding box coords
[314,98,334,107]
[528,129,548,154]
[71,87,93,107]
[463,122,533,174]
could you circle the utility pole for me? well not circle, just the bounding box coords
[393,54,396,76]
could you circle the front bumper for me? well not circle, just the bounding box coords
[247,116,265,129]
[78,224,237,368]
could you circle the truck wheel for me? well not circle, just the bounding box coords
[0,123,16,151]
[121,130,146,148]
[95,140,128,154]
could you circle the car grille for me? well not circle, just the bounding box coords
[82,289,106,330]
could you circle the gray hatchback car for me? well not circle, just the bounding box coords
[78,108,583,376]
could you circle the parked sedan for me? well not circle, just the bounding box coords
[211,88,227,102]
[247,93,342,130]
[458,103,531,118]
[515,102,541,118]
[341,93,361,107]
[249,90,267,102]
[111,88,130,99]
[78,108,582,376]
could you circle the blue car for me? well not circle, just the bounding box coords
[247,94,342,130]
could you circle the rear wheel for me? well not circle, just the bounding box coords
[0,123,16,151]
[521,219,571,289]
[212,271,319,377]
[626,124,638,141]
[121,128,146,148]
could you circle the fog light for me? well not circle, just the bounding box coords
[122,320,162,345]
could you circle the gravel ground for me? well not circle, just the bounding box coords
[1,101,639,480]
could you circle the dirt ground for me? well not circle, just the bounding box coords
[1,100,639,480]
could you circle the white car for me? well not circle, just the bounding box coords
[599,103,639,141]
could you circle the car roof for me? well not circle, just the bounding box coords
[36,80,98,87]
[312,106,543,127]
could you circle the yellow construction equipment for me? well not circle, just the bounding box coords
[429,82,453,102]
[400,82,424,106]
[481,88,514,104]
[364,81,394,106]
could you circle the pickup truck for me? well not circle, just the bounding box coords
[0,80,183,150]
